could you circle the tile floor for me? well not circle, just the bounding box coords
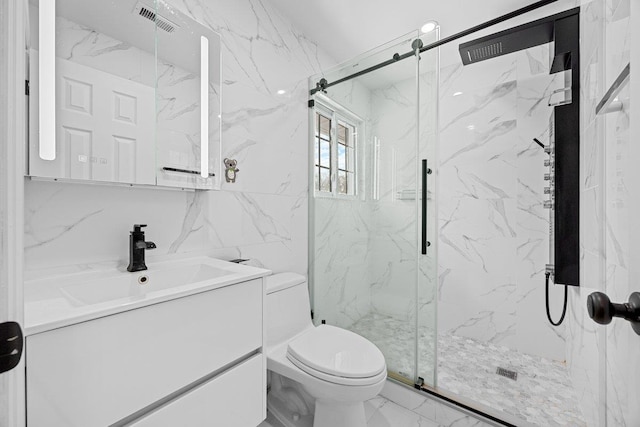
[259,394,488,427]
[350,313,586,426]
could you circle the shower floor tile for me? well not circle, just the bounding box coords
[350,313,586,427]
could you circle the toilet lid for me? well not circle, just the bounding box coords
[286,325,386,380]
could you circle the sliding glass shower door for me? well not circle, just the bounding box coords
[309,30,439,386]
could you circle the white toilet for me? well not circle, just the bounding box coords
[265,273,387,427]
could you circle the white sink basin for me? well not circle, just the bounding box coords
[60,263,234,306]
[24,256,271,335]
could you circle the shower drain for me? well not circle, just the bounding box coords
[496,367,518,381]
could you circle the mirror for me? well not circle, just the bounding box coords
[28,0,222,190]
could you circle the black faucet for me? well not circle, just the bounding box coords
[127,224,156,272]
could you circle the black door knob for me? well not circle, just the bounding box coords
[0,321,23,374]
[587,291,640,336]
[587,292,614,324]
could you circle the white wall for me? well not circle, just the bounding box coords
[24,0,336,276]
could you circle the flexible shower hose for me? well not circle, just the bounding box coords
[545,271,568,326]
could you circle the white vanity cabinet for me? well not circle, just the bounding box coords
[25,278,266,427]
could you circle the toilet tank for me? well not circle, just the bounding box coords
[265,273,313,349]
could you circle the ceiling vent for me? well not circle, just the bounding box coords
[133,2,179,33]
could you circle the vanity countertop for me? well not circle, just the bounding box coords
[24,256,271,336]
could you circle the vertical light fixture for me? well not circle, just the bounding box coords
[39,0,56,160]
[200,35,209,178]
[373,137,380,200]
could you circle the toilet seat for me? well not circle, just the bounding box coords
[286,325,386,386]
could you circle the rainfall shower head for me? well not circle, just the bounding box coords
[458,7,581,66]
[459,17,554,65]
[463,41,504,63]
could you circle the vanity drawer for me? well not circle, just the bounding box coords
[26,279,263,427]
[130,354,264,427]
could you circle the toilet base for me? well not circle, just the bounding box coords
[267,392,367,427]
[267,373,314,427]
[267,392,314,427]
[313,400,366,427]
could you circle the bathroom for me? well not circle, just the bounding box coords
[0,0,638,425]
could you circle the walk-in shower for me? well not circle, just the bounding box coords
[308,2,586,426]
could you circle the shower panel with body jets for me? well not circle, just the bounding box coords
[460,8,581,326]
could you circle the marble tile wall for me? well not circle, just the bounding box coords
[564,0,609,425]
[437,44,566,362]
[610,3,640,424]
[24,0,336,275]
[564,0,640,426]
[597,0,640,426]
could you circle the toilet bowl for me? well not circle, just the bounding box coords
[265,273,386,427]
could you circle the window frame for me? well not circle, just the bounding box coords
[312,96,363,200]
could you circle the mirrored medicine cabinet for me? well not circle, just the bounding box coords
[27,0,222,190]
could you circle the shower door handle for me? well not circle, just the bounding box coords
[421,159,432,255]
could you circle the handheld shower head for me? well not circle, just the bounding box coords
[534,138,552,155]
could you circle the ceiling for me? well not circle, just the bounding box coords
[270,0,576,65]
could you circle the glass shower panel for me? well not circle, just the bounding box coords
[417,29,439,387]
[309,31,438,386]
[434,34,587,425]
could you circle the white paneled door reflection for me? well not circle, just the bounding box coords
[30,52,155,185]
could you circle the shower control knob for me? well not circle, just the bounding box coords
[587,292,640,335]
